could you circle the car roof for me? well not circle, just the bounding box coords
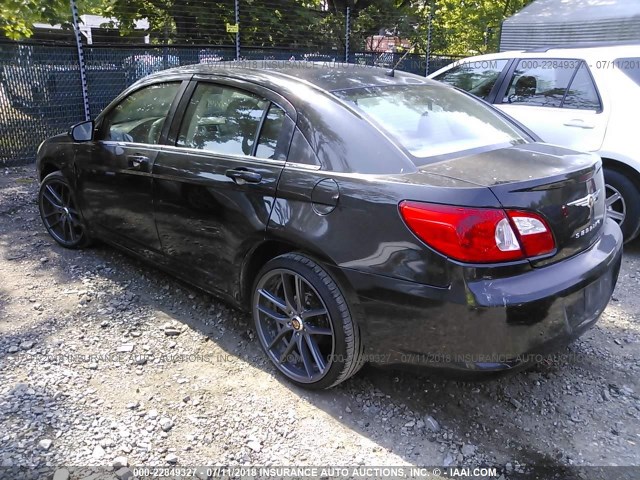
[435,43,640,64]
[148,61,433,92]
[135,61,449,175]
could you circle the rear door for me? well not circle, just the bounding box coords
[152,78,295,298]
[495,59,609,152]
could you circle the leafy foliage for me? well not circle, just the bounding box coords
[426,0,535,54]
[1,0,534,55]
[0,0,71,40]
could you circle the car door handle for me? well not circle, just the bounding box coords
[127,154,150,170]
[563,119,595,129]
[225,168,262,184]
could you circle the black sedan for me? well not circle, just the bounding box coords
[36,62,622,389]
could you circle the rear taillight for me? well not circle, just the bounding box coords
[507,210,555,258]
[399,201,555,263]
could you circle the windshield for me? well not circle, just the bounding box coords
[334,84,527,162]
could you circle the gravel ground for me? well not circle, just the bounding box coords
[0,165,638,480]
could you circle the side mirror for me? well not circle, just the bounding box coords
[69,120,94,142]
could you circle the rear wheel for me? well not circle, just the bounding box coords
[252,253,363,389]
[604,168,640,243]
[39,171,91,249]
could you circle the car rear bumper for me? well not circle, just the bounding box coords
[333,217,623,372]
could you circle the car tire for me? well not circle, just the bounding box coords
[604,168,640,243]
[38,171,91,249]
[252,253,364,389]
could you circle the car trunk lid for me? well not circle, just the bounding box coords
[420,143,605,265]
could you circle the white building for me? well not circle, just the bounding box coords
[500,0,640,51]
[33,15,150,44]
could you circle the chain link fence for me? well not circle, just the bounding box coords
[0,1,464,166]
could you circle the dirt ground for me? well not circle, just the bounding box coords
[0,165,638,480]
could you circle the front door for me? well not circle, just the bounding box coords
[152,79,295,298]
[75,81,184,254]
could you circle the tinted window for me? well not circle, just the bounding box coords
[615,57,640,86]
[102,83,180,144]
[562,63,600,110]
[335,85,526,160]
[255,103,287,160]
[503,59,579,107]
[435,59,508,99]
[178,83,268,155]
[287,128,320,166]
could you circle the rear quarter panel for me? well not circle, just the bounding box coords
[268,166,502,289]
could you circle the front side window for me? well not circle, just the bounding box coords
[178,83,269,156]
[101,82,180,144]
[503,59,579,107]
[434,59,509,100]
[334,84,527,161]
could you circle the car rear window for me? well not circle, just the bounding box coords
[333,85,527,162]
[615,58,640,86]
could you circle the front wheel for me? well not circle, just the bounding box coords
[252,253,363,389]
[39,171,91,249]
[604,168,640,243]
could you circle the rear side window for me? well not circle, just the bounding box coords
[255,104,288,160]
[615,58,640,86]
[434,59,508,100]
[177,83,268,156]
[503,59,580,107]
[503,59,600,110]
[287,128,320,166]
[334,84,526,161]
[562,63,600,110]
[177,83,292,159]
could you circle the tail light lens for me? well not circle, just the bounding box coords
[507,210,555,258]
[399,201,555,263]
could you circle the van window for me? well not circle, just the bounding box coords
[434,59,508,100]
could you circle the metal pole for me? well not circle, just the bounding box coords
[70,0,90,120]
[163,24,169,69]
[425,0,434,76]
[235,0,240,60]
[345,7,351,63]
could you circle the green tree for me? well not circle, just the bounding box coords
[0,0,107,40]
[1,0,534,56]
[0,0,72,40]
[423,0,535,55]
[89,0,331,47]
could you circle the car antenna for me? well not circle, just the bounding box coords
[386,49,413,77]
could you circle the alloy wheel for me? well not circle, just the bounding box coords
[40,178,85,246]
[605,183,626,225]
[254,268,335,383]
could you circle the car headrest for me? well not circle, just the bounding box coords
[515,75,537,97]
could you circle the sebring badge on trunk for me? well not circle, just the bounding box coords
[568,187,601,239]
